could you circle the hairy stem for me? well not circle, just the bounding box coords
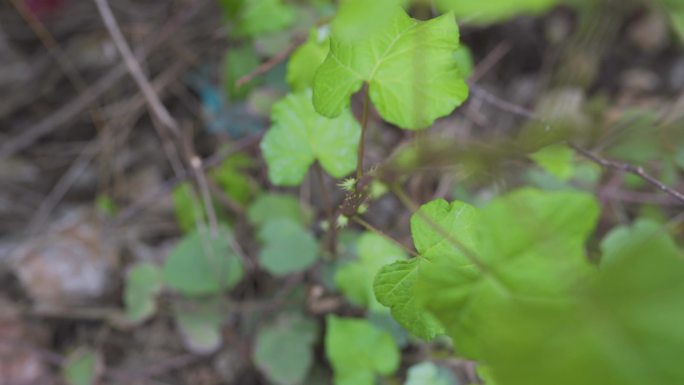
[356,86,371,185]
[314,162,337,257]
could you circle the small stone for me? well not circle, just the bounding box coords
[12,209,120,308]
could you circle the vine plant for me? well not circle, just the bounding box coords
[253,1,684,385]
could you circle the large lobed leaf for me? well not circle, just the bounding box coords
[415,189,599,357]
[485,219,684,385]
[374,188,599,357]
[313,6,468,130]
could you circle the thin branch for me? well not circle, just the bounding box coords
[93,0,181,136]
[468,83,540,122]
[235,39,301,87]
[470,42,512,83]
[569,143,684,205]
[0,0,207,160]
[112,133,262,225]
[351,216,418,257]
[467,86,684,206]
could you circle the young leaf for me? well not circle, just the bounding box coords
[210,153,257,206]
[335,232,407,312]
[124,263,163,323]
[325,316,400,385]
[253,313,318,385]
[258,218,319,275]
[287,28,330,91]
[413,189,599,357]
[313,6,468,130]
[529,143,575,181]
[260,91,360,186]
[163,224,244,296]
[247,193,311,227]
[484,226,684,385]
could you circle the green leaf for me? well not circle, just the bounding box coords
[63,348,99,385]
[287,28,330,91]
[454,45,474,78]
[247,193,311,227]
[325,316,400,385]
[211,153,257,205]
[529,143,575,181]
[414,189,599,357]
[163,224,244,296]
[261,90,360,186]
[375,198,483,341]
[172,182,206,233]
[313,7,468,130]
[330,0,407,41]
[374,259,445,340]
[124,263,163,323]
[229,0,295,38]
[335,232,407,311]
[258,218,319,275]
[477,366,497,385]
[671,11,684,41]
[436,0,559,24]
[484,226,684,385]
[600,219,681,267]
[660,0,684,41]
[174,300,223,354]
[95,194,117,216]
[404,362,458,385]
[223,45,261,100]
[253,313,318,385]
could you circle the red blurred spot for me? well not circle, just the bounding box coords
[25,0,67,18]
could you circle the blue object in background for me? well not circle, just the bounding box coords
[185,68,265,139]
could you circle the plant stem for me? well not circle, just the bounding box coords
[356,86,371,185]
[315,162,337,257]
[352,216,419,257]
